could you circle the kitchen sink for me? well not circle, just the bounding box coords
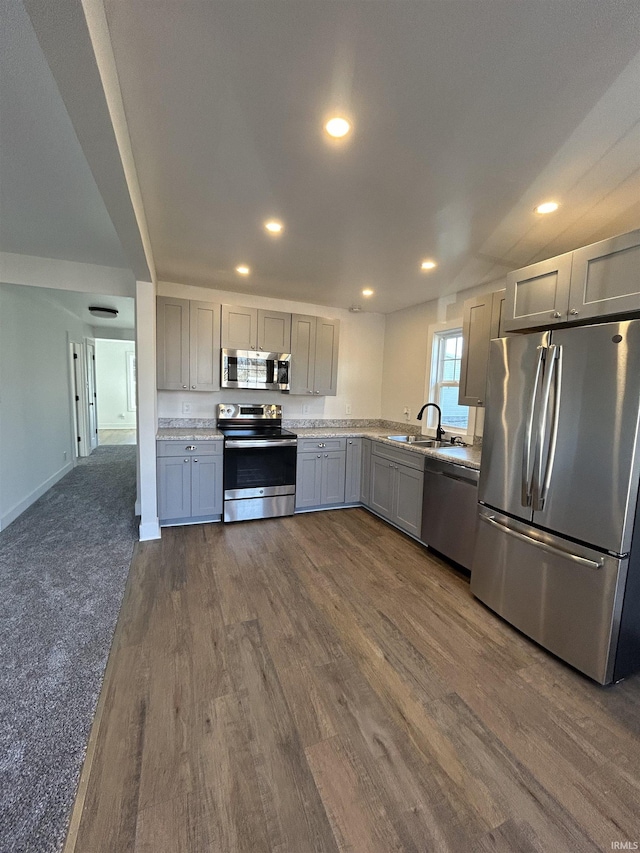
[386,435,443,447]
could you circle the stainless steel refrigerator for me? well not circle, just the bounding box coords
[470,319,640,684]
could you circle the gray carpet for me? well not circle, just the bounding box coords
[0,446,138,853]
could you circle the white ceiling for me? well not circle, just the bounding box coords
[0,0,129,269]
[2,2,639,314]
[13,284,135,331]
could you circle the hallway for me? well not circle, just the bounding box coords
[0,445,138,853]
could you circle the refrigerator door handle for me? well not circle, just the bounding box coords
[538,345,562,509]
[480,514,603,570]
[521,345,545,507]
[533,344,561,511]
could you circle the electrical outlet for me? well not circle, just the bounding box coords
[182,402,192,414]
[63,450,68,461]
[302,404,310,415]
[403,406,411,420]
[345,404,352,415]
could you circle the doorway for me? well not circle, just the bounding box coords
[94,339,137,446]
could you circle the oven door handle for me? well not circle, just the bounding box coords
[225,439,298,449]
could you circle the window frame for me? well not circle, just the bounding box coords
[424,320,476,440]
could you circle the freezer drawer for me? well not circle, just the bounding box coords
[470,507,627,684]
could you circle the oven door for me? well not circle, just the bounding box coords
[223,439,297,498]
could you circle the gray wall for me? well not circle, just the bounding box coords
[0,283,93,529]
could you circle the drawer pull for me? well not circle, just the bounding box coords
[185,445,197,451]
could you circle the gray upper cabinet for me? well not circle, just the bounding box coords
[257,310,291,352]
[290,314,340,396]
[221,305,291,351]
[157,296,220,391]
[157,296,189,390]
[503,253,573,332]
[569,230,640,322]
[459,289,506,407]
[221,305,257,349]
[503,228,640,332]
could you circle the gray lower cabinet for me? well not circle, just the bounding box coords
[157,440,223,523]
[295,438,346,509]
[360,438,372,505]
[345,438,362,504]
[369,442,424,537]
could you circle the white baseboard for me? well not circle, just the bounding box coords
[139,518,161,541]
[0,461,74,531]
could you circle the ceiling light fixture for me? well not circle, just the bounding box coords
[264,220,283,234]
[325,117,351,138]
[235,265,250,275]
[88,306,118,319]
[361,288,374,297]
[421,260,437,271]
[535,201,559,215]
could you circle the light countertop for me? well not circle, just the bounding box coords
[157,426,481,469]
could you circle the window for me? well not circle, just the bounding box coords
[426,324,473,435]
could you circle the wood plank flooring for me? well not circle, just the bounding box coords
[67,509,640,852]
[98,428,137,445]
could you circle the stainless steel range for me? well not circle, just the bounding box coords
[217,403,297,522]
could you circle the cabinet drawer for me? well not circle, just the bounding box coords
[157,440,223,457]
[372,441,424,471]
[297,437,347,453]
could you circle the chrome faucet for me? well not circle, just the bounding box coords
[416,402,445,441]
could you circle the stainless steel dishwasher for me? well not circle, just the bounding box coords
[421,457,479,570]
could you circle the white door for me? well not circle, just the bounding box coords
[70,341,87,457]
[85,338,98,451]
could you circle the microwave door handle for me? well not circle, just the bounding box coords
[522,345,545,507]
[537,345,562,510]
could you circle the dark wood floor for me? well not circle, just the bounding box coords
[67,509,640,852]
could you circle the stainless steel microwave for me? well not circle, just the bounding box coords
[220,348,291,391]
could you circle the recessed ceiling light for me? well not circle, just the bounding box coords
[235,265,250,275]
[325,117,351,138]
[421,260,437,271]
[361,288,374,297]
[265,220,283,234]
[535,201,559,215]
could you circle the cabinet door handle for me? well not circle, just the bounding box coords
[551,312,562,319]
[191,384,196,389]
[569,308,579,316]
[314,391,320,395]
[324,453,328,457]
[182,384,188,389]
[193,459,198,462]
[184,458,189,463]
[251,345,255,350]
[389,463,393,467]
[317,454,321,458]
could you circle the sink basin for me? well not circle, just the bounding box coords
[386,435,443,447]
